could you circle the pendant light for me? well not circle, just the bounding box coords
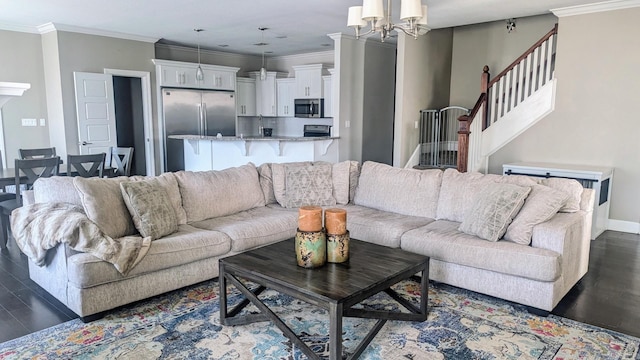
[194,28,204,82]
[259,27,267,81]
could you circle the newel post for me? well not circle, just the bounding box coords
[457,114,470,173]
[481,65,490,129]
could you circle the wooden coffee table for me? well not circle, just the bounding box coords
[219,238,429,360]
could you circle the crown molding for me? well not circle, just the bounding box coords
[37,22,158,43]
[269,49,334,63]
[551,0,640,17]
[0,22,40,34]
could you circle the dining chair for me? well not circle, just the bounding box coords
[19,147,56,159]
[0,157,60,249]
[107,147,134,177]
[67,153,106,178]
[0,150,14,202]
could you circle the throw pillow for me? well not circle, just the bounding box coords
[458,183,531,242]
[283,163,336,208]
[503,184,570,245]
[540,178,583,212]
[348,161,360,203]
[34,176,82,206]
[332,161,351,205]
[271,161,312,206]
[153,172,187,225]
[257,163,276,204]
[120,179,178,240]
[74,176,136,239]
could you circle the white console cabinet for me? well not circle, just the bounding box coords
[503,162,614,240]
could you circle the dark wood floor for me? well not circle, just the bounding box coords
[0,230,639,344]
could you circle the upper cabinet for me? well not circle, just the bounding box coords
[323,73,333,118]
[236,78,256,117]
[153,59,239,91]
[276,78,295,117]
[292,64,325,99]
[249,71,286,117]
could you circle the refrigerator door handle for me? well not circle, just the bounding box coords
[203,103,208,135]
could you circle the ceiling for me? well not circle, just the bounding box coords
[0,0,598,56]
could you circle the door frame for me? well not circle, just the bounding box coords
[103,68,156,176]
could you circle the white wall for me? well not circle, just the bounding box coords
[0,30,50,163]
[48,31,156,163]
[489,7,640,229]
[393,29,453,167]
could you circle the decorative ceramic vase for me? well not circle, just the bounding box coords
[327,230,350,263]
[295,228,327,268]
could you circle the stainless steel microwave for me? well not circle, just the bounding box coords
[294,99,324,118]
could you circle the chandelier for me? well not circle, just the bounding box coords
[347,0,429,41]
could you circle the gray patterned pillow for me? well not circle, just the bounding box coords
[284,163,336,208]
[120,179,178,240]
[458,183,531,242]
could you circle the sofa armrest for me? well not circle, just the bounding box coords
[579,188,595,212]
[531,211,590,288]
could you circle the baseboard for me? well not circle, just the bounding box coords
[608,219,640,234]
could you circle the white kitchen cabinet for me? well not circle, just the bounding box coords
[249,71,285,117]
[276,78,295,117]
[153,59,239,90]
[159,65,198,88]
[236,78,256,116]
[322,74,332,118]
[292,64,324,99]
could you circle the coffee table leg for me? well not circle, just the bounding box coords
[329,302,343,360]
[219,263,228,324]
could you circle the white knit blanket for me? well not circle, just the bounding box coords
[10,203,150,275]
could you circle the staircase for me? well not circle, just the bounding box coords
[458,25,558,173]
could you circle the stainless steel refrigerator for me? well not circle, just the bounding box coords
[162,88,236,172]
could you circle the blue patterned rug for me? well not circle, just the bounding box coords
[1,278,638,359]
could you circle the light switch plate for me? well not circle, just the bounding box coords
[21,118,37,127]
[39,118,46,126]
[345,121,350,128]
[414,121,419,129]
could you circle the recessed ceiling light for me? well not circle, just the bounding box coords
[253,42,268,46]
[321,43,331,47]
[276,35,287,39]
[265,51,274,54]
[218,44,229,47]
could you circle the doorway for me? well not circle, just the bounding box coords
[113,76,145,175]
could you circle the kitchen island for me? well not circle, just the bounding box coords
[169,135,340,171]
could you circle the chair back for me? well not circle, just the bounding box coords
[108,147,134,176]
[19,147,56,159]
[67,153,106,178]
[14,157,60,206]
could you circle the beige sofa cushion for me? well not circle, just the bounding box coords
[190,206,297,252]
[175,163,266,223]
[34,176,82,206]
[504,184,570,245]
[540,178,583,212]
[436,168,501,222]
[401,220,562,282]
[74,176,136,239]
[120,179,178,240]
[353,161,442,218]
[337,204,434,248]
[459,183,531,242]
[66,224,231,288]
[348,161,361,203]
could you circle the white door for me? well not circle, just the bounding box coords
[74,72,117,155]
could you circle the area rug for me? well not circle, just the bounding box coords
[1,279,638,359]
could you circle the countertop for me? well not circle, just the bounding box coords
[169,135,339,141]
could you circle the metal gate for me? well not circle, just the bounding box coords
[419,106,469,169]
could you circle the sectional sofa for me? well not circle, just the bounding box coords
[17,160,594,320]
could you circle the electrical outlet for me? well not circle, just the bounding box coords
[21,118,37,127]
[345,121,350,128]
[39,118,46,126]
